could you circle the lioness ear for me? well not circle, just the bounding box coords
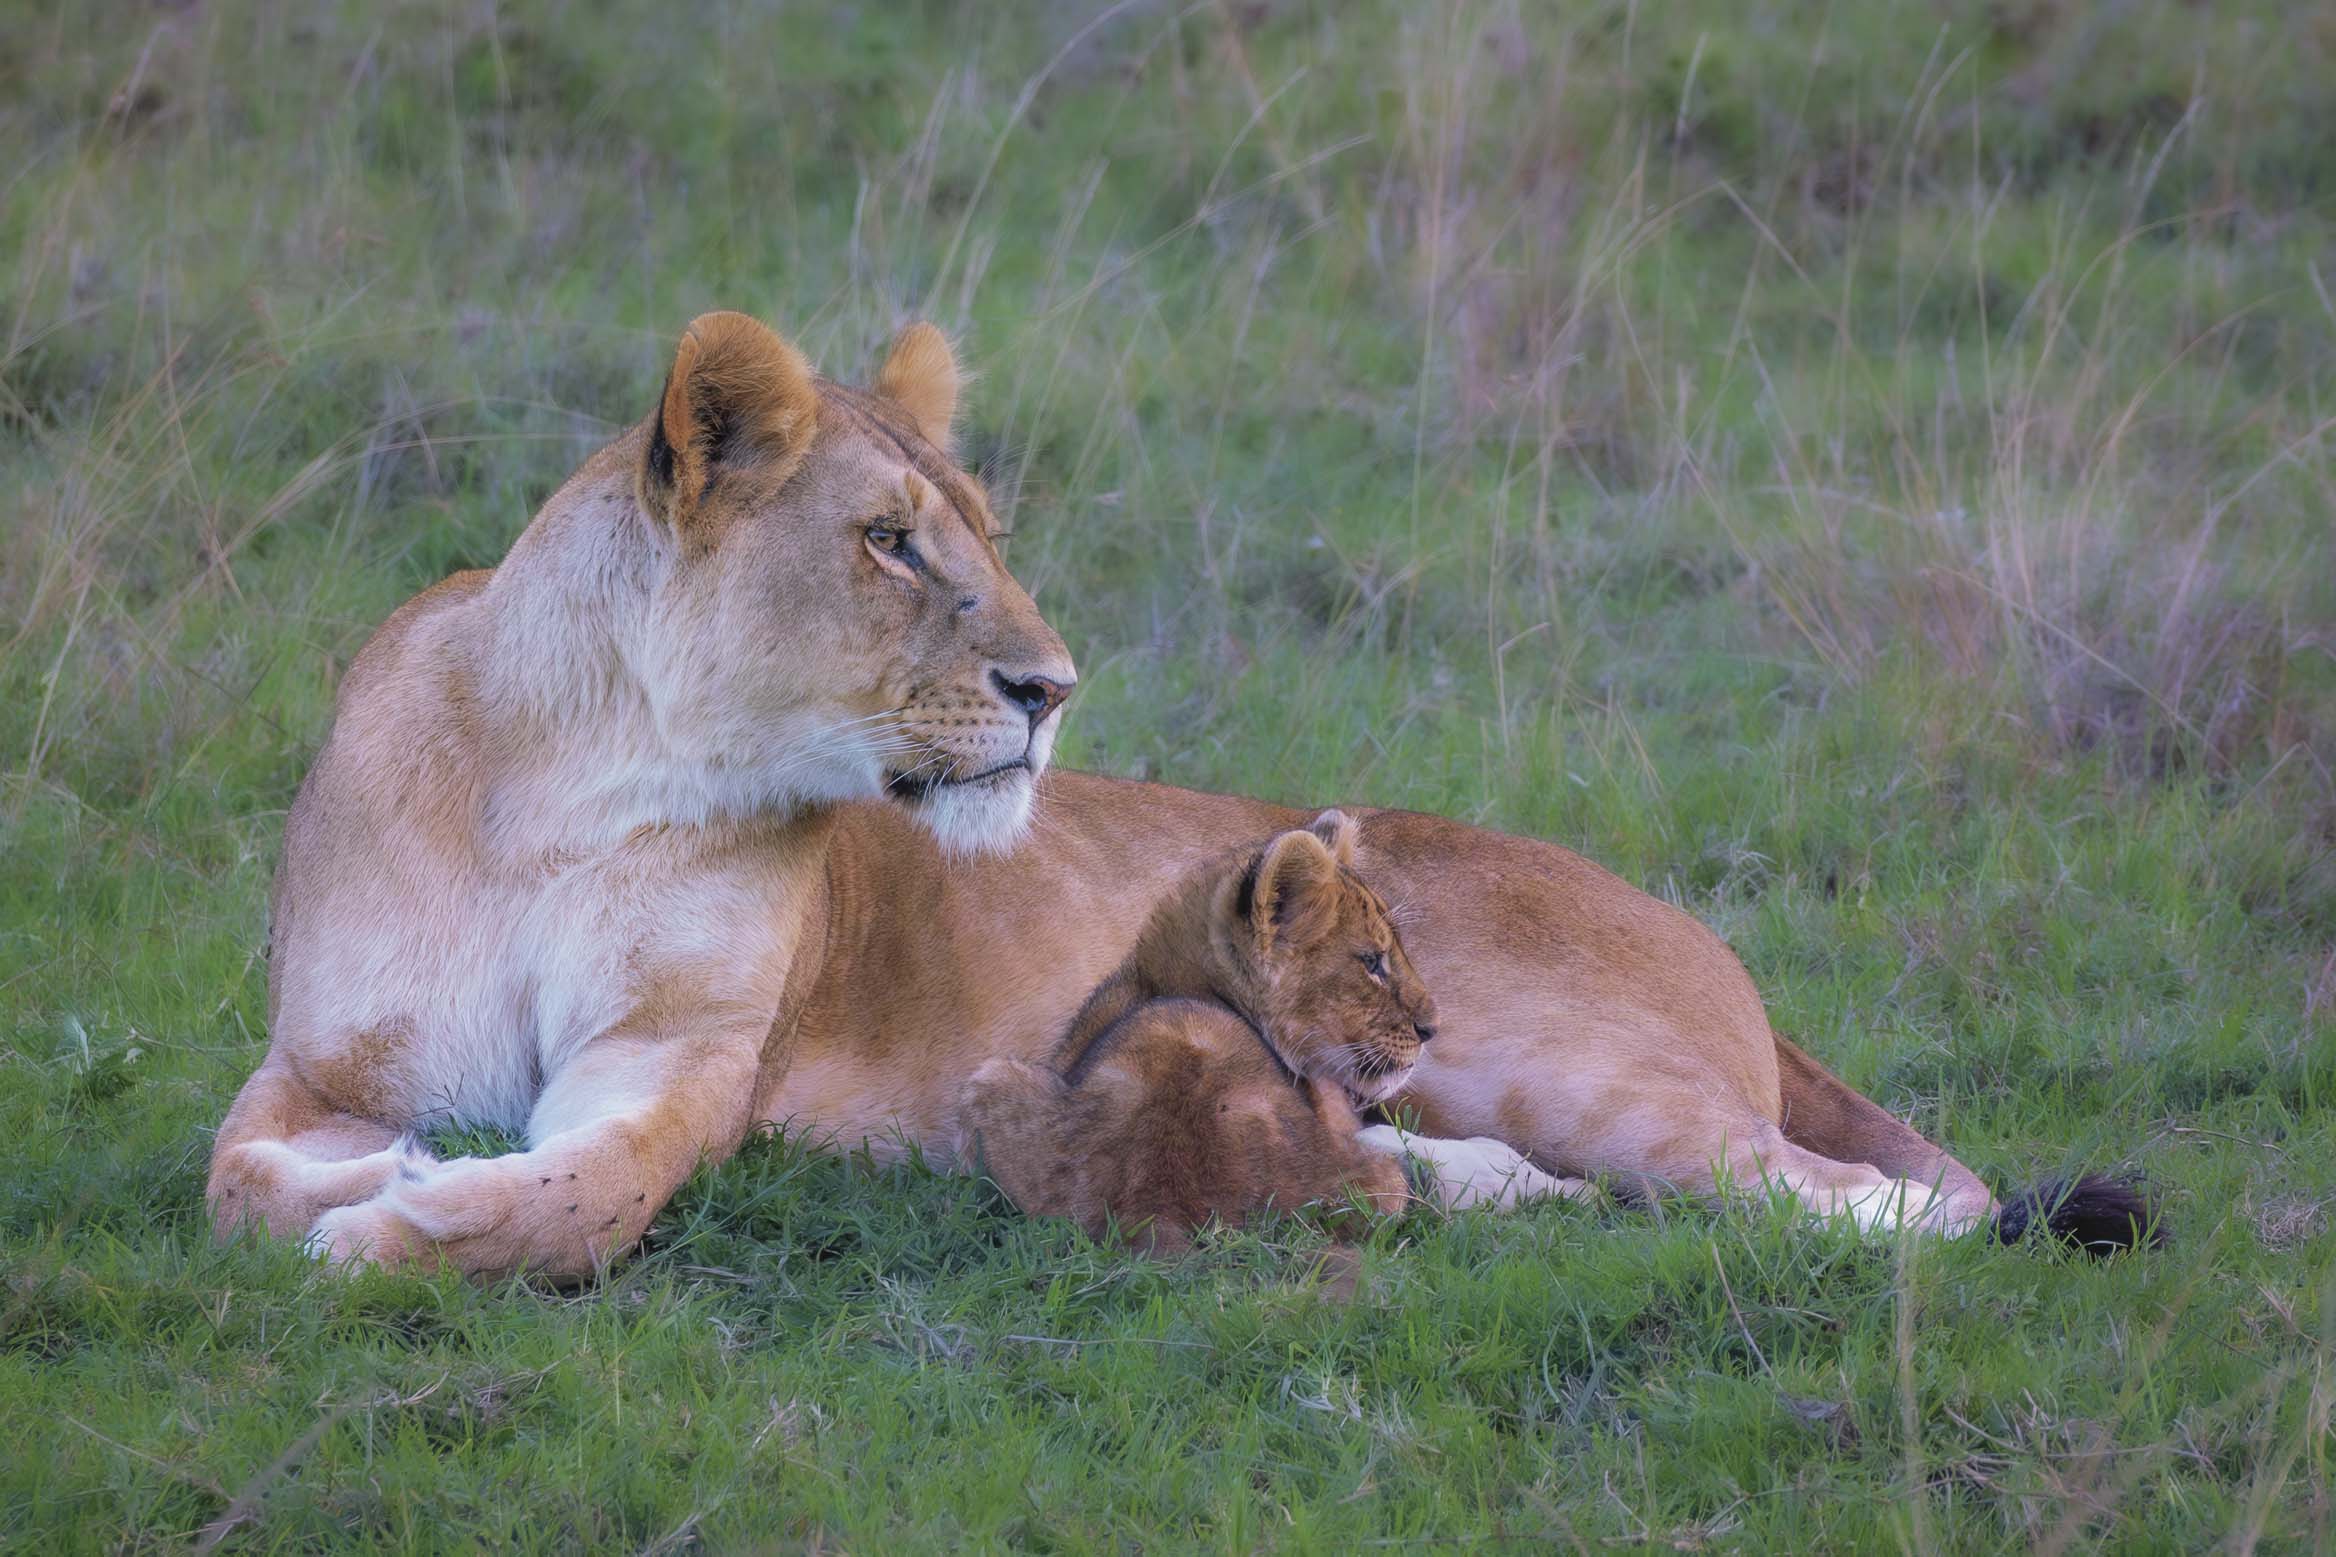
[1307,809,1359,869]
[642,311,818,529]
[873,321,961,452]
[1250,829,1341,951]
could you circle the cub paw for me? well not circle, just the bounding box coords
[954,1058,1059,1164]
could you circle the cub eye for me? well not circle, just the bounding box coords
[1359,950,1387,979]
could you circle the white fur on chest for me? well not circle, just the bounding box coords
[287,827,799,1133]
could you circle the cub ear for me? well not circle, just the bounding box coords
[643,311,819,529]
[873,321,961,452]
[1307,808,1359,869]
[1249,828,1341,951]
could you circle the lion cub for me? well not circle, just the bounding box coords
[958,810,1439,1253]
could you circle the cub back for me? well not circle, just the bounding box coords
[959,1002,1408,1253]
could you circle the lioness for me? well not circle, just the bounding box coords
[217,316,2151,1277]
[208,310,1076,1277]
[959,810,1581,1250]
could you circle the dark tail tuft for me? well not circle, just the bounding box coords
[1993,1175,2163,1254]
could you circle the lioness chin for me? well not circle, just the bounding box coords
[209,309,1075,1278]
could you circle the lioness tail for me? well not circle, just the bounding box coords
[1992,1175,2163,1253]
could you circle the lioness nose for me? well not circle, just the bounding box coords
[992,669,1074,725]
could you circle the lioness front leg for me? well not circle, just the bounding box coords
[308,1027,762,1280]
[209,1057,436,1238]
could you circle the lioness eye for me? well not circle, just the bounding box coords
[866,525,921,570]
[1359,951,1387,979]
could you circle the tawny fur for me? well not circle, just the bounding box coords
[871,322,962,452]
[956,813,1421,1252]
[766,777,2036,1241]
[208,311,1075,1279]
[220,313,2141,1278]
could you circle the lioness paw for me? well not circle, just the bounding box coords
[306,1200,423,1269]
[1358,1125,1598,1212]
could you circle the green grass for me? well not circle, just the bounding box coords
[5,0,2333,1549]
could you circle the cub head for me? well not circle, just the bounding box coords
[1236,810,1437,1106]
[634,310,1074,853]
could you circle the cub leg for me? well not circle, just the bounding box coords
[208,1058,432,1240]
[1357,1124,1599,1211]
[307,1025,763,1280]
[954,1057,1079,1220]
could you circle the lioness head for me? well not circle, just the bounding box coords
[1236,810,1438,1105]
[633,310,1074,853]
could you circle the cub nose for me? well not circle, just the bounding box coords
[1413,1022,1437,1045]
[992,669,1074,726]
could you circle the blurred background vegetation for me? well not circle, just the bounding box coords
[4,2,2331,1549]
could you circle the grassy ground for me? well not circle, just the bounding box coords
[5,1,2333,1549]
